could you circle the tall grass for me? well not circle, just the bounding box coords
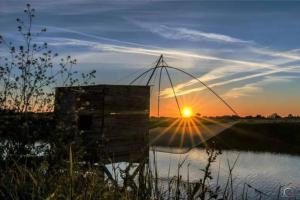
[0,145,281,200]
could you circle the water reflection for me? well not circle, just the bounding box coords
[152,147,300,198]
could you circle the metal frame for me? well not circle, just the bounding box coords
[130,54,239,117]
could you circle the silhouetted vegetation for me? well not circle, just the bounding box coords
[203,121,300,155]
[0,4,96,162]
[0,4,299,200]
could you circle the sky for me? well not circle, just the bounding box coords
[1,0,300,117]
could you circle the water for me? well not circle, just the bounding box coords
[151,147,300,199]
[7,141,299,198]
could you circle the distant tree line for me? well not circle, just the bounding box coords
[206,113,300,120]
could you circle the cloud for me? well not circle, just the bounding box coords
[223,84,263,99]
[37,25,300,72]
[160,65,300,98]
[0,0,133,14]
[37,34,300,97]
[20,26,300,101]
[157,64,256,98]
[133,21,300,63]
[135,23,252,44]
[38,34,284,71]
[250,47,300,61]
[42,25,157,49]
[223,75,298,99]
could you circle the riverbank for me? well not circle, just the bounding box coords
[203,120,300,155]
[150,118,300,155]
[149,121,236,148]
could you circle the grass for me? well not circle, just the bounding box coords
[1,116,299,199]
[150,117,300,155]
[149,116,235,129]
[203,120,300,155]
[0,143,285,200]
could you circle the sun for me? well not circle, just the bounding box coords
[182,107,193,118]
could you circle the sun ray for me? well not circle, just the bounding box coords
[150,118,181,144]
[168,119,185,145]
[187,119,195,147]
[197,118,214,136]
[180,120,188,147]
[190,119,207,147]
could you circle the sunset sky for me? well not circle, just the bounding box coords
[1,1,300,116]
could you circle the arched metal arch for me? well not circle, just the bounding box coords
[130,55,239,117]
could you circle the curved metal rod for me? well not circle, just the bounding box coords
[129,67,157,85]
[157,67,163,117]
[165,65,239,116]
[129,62,238,116]
[150,66,159,95]
[146,54,163,86]
[164,67,182,117]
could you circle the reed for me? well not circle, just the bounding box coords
[0,144,282,200]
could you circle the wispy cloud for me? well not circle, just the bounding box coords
[250,47,300,61]
[135,22,252,44]
[43,25,158,49]
[223,84,263,99]
[160,65,300,98]
[41,34,283,71]
[223,75,298,99]
[28,26,300,102]
[40,34,300,98]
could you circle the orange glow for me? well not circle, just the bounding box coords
[182,107,193,118]
[151,115,220,148]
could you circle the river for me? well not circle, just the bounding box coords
[149,147,300,199]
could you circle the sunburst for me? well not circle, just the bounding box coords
[182,107,193,118]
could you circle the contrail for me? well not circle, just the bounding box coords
[161,65,300,98]
[38,25,288,72]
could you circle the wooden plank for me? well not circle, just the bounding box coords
[54,84,150,163]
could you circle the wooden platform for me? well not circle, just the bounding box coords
[54,85,150,163]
